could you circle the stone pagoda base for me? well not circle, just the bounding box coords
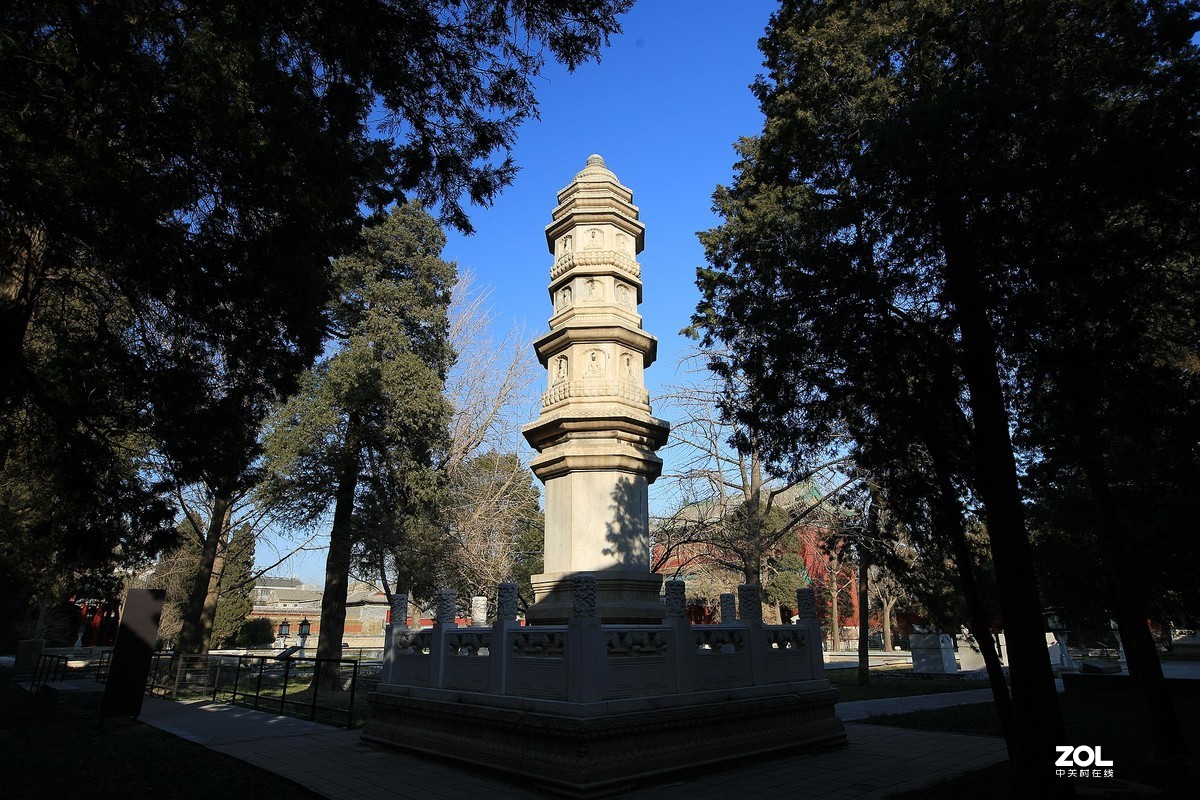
[525,569,664,625]
[363,683,843,798]
[363,580,846,799]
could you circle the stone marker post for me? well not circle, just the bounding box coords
[489,582,521,694]
[566,575,603,703]
[664,579,693,692]
[470,596,488,627]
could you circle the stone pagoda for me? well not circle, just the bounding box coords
[364,157,845,798]
[522,154,670,625]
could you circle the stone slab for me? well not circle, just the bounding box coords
[15,639,44,674]
[36,679,106,715]
[911,634,957,674]
[955,634,988,671]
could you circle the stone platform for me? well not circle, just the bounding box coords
[364,580,845,798]
[364,683,843,798]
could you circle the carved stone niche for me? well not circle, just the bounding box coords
[615,281,633,308]
[556,284,573,310]
[582,348,607,378]
[615,231,630,255]
[619,351,635,379]
[584,227,603,250]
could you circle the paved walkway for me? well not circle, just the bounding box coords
[138,688,1009,800]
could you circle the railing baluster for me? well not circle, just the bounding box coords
[280,657,291,714]
[348,659,359,728]
[309,658,319,722]
[230,654,243,703]
[253,656,265,710]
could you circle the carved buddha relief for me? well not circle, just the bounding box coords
[561,233,573,255]
[585,228,602,249]
[583,349,606,377]
[615,282,632,308]
[555,355,568,383]
[557,284,572,310]
[621,352,634,379]
[585,278,602,302]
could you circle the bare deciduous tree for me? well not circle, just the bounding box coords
[364,272,543,612]
[653,350,852,623]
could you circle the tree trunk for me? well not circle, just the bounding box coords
[882,598,895,652]
[857,491,879,685]
[197,539,228,650]
[935,465,1015,756]
[313,414,361,692]
[176,491,234,657]
[829,575,841,652]
[920,427,1016,755]
[1077,423,1187,759]
[939,202,1068,794]
[857,541,870,686]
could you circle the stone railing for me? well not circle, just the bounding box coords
[447,630,490,656]
[541,378,649,408]
[694,626,745,653]
[511,629,565,657]
[395,630,431,655]
[379,579,827,703]
[606,629,668,657]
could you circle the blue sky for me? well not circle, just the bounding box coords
[465,5,1200,387]
[260,1,779,583]
[443,1,775,395]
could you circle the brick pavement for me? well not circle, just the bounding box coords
[138,688,1009,799]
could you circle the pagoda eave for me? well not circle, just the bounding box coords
[533,325,659,367]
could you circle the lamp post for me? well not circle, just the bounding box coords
[278,619,290,648]
[298,618,311,654]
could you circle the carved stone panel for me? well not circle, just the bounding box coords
[391,593,409,628]
[571,574,597,619]
[620,351,635,379]
[737,584,761,622]
[435,588,456,624]
[585,277,603,302]
[582,348,606,377]
[720,593,737,623]
[664,580,687,619]
[615,282,633,307]
[795,587,818,620]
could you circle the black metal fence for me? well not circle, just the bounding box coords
[210,654,367,728]
[11,646,380,728]
[29,653,69,692]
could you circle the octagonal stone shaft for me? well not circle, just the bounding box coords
[522,155,670,624]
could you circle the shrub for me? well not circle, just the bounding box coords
[234,618,275,648]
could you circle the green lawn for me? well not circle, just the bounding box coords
[828,665,998,703]
[219,682,374,727]
[212,668,376,727]
[0,677,323,799]
[867,689,1200,798]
